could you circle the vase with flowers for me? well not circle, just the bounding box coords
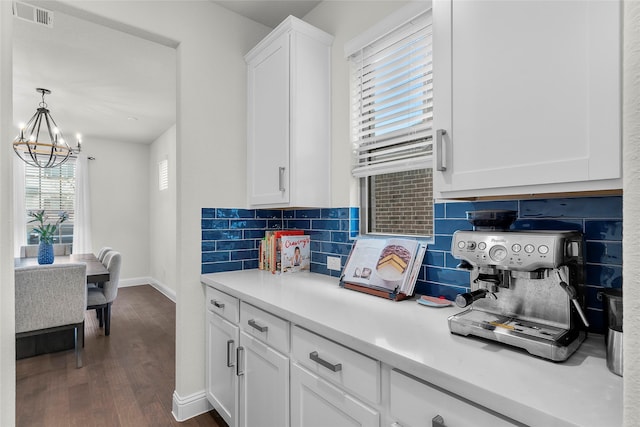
[28,210,68,264]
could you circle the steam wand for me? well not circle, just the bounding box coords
[555,270,590,328]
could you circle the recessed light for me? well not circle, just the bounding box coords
[127,116,138,121]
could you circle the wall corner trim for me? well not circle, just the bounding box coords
[172,389,212,422]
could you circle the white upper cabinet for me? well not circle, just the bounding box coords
[246,16,333,208]
[433,0,622,199]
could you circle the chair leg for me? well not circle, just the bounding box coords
[98,307,104,328]
[75,325,83,368]
[105,303,111,336]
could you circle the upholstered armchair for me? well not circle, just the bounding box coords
[15,263,87,368]
[87,251,121,336]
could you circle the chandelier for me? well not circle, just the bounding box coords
[13,88,72,168]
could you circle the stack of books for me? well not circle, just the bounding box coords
[259,230,310,274]
[340,237,426,301]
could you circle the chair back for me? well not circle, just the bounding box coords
[102,251,122,303]
[97,246,113,263]
[20,243,72,258]
[15,263,87,334]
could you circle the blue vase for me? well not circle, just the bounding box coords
[38,241,54,265]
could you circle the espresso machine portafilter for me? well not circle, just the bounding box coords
[448,228,589,362]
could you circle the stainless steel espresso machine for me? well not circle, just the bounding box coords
[448,210,589,361]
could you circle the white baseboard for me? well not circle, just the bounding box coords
[172,389,212,422]
[117,277,176,302]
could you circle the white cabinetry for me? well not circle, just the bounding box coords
[291,363,379,427]
[238,302,290,427]
[290,325,380,427]
[205,287,240,427]
[433,0,621,198]
[389,370,519,427]
[245,16,333,208]
[238,331,289,427]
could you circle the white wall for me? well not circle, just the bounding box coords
[86,137,150,281]
[0,2,16,425]
[149,124,177,298]
[303,1,410,208]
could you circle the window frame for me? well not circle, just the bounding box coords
[24,159,76,245]
[346,2,433,239]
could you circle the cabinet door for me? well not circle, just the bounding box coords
[238,331,289,427]
[433,0,621,197]
[291,363,379,427]
[389,370,520,427]
[206,311,239,427]
[247,31,290,206]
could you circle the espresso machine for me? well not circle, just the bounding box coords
[448,210,589,361]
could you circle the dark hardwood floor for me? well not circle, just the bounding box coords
[16,285,227,427]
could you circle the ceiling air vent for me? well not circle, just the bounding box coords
[12,1,53,28]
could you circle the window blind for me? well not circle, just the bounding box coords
[159,159,169,191]
[25,160,76,223]
[349,10,433,178]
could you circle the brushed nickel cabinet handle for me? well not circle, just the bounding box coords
[436,129,447,171]
[309,351,342,372]
[278,167,286,192]
[248,319,268,333]
[432,414,446,427]
[226,339,235,367]
[212,300,225,309]
[236,346,244,376]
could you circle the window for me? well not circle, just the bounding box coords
[24,161,75,244]
[158,159,169,191]
[347,5,433,237]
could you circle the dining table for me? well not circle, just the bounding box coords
[14,252,110,283]
[14,252,110,359]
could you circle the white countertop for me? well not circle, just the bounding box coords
[201,270,622,427]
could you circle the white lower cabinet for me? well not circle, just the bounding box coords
[205,310,239,427]
[238,330,290,427]
[389,369,520,427]
[205,285,525,427]
[291,363,379,427]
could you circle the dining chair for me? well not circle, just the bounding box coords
[15,263,87,368]
[87,251,121,336]
[97,246,113,263]
[20,243,72,257]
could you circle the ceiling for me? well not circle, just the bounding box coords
[13,1,319,148]
[213,1,321,29]
[13,4,177,146]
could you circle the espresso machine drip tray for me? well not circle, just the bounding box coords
[448,309,586,362]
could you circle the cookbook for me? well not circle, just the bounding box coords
[340,237,426,297]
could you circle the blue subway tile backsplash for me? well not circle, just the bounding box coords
[202,195,622,333]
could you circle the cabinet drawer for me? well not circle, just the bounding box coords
[206,286,239,324]
[291,325,380,405]
[240,302,289,354]
[390,370,520,427]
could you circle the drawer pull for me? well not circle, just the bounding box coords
[248,319,268,333]
[226,339,235,368]
[236,346,245,376]
[432,414,446,427]
[309,351,342,372]
[212,300,225,309]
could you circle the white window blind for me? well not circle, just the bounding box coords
[159,159,169,191]
[349,10,433,178]
[24,160,75,243]
[25,160,75,217]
